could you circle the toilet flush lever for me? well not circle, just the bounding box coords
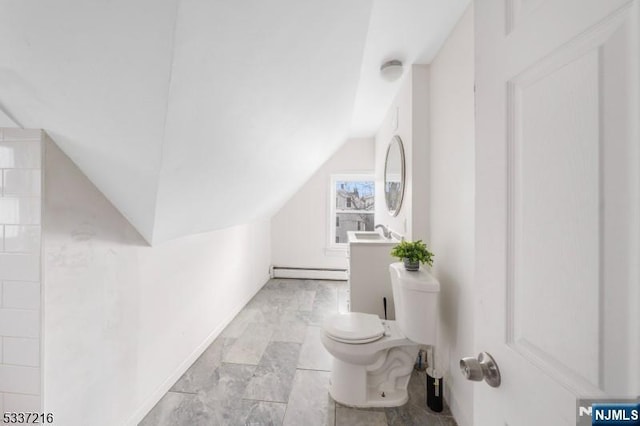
[459,352,501,388]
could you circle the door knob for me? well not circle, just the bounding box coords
[459,352,501,388]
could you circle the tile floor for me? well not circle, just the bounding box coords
[140,279,457,426]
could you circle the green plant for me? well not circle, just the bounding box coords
[390,240,434,267]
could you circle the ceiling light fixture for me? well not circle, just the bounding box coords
[380,60,404,82]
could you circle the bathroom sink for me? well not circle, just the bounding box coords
[347,231,398,244]
[353,232,386,240]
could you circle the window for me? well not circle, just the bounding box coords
[329,174,375,247]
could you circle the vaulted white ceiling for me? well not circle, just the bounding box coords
[0,0,468,244]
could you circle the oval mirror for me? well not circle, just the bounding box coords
[384,135,406,216]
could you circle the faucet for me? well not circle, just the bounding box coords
[375,224,392,239]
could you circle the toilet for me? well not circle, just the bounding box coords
[320,262,440,408]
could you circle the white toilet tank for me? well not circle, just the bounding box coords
[389,262,440,344]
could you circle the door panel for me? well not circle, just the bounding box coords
[509,47,600,390]
[475,0,639,424]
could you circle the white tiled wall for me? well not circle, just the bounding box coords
[0,128,42,413]
[3,338,39,367]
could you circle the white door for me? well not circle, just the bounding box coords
[474,1,639,425]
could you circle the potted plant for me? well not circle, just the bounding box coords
[390,240,434,271]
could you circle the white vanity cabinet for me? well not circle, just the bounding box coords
[346,231,398,320]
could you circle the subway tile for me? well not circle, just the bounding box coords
[2,170,41,196]
[0,365,40,394]
[3,282,40,310]
[1,129,41,141]
[0,141,41,169]
[0,254,40,281]
[0,309,39,338]
[3,393,41,413]
[0,198,41,225]
[3,226,40,253]
[3,337,39,367]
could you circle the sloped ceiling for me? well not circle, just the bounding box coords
[0,108,18,127]
[0,0,468,244]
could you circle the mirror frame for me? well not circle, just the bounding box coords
[384,135,406,217]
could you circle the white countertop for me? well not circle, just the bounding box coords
[347,231,399,245]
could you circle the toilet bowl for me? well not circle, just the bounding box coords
[320,263,440,408]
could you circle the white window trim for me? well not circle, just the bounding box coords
[327,173,375,251]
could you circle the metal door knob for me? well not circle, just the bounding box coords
[459,352,501,387]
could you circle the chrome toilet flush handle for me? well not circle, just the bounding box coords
[459,352,501,388]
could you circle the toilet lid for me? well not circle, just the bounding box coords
[323,313,385,343]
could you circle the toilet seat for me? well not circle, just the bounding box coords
[323,312,385,344]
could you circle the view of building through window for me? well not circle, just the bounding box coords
[333,179,374,244]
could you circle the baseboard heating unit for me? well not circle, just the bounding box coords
[270,266,348,281]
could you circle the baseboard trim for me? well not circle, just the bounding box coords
[271,266,347,281]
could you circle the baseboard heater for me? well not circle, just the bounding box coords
[270,266,348,281]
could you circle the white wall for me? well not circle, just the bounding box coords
[271,138,374,269]
[373,7,475,425]
[0,110,19,128]
[374,65,430,241]
[0,128,43,414]
[41,138,271,426]
[429,5,475,426]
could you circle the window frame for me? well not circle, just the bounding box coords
[327,173,375,251]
